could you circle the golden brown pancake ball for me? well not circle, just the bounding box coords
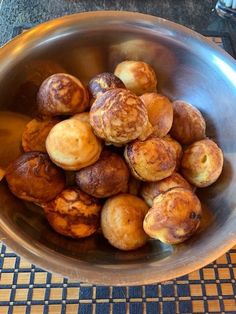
[88,72,126,98]
[141,172,193,207]
[163,135,183,171]
[101,194,149,250]
[140,93,173,137]
[124,137,176,181]
[22,118,60,153]
[90,88,149,145]
[181,139,223,187]
[43,187,101,238]
[170,100,206,145]
[5,152,66,203]
[114,61,157,95]
[46,119,102,171]
[75,150,129,198]
[37,73,89,116]
[70,112,90,124]
[143,187,202,244]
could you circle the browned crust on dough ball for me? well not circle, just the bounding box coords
[181,139,223,187]
[6,152,66,202]
[76,150,129,198]
[37,73,89,116]
[90,88,148,145]
[143,187,202,244]
[43,187,101,238]
[170,100,206,145]
[88,72,125,98]
[22,118,60,152]
[124,137,176,181]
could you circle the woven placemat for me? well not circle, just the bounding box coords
[0,28,236,314]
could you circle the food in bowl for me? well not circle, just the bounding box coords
[90,88,151,145]
[46,119,102,170]
[3,59,224,250]
[101,193,149,250]
[114,60,157,95]
[22,118,60,152]
[143,187,202,244]
[5,152,66,202]
[181,138,224,187]
[141,172,193,207]
[124,137,176,181]
[140,93,173,137]
[75,150,129,198]
[37,73,89,116]
[170,100,206,145]
[43,187,101,238]
[88,72,126,99]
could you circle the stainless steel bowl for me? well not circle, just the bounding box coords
[0,11,236,285]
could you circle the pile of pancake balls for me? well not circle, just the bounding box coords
[5,60,224,251]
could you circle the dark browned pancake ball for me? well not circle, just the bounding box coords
[143,187,202,244]
[76,150,129,198]
[43,187,101,238]
[88,72,125,98]
[6,152,66,203]
[37,73,89,116]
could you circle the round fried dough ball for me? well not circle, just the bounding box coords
[181,139,223,187]
[5,152,66,202]
[22,118,60,153]
[90,88,149,145]
[46,119,102,171]
[75,150,129,198]
[140,93,173,137]
[170,100,206,145]
[43,187,101,238]
[141,173,193,207]
[163,135,183,171]
[143,188,202,244]
[124,138,176,181]
[88,72,125,98]
[114,61,157,95]
[0,167,5,182]
[101,194,149,250]
[37,73,89,116]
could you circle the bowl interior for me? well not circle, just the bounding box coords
[0,12,236,285]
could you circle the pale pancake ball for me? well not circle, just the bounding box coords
[37,73,89,116]
[170,100,206,145]
[114,61,157,95]
[46,119,102,171]
[143,188,202,244]
[90,88,149,145]
[101,194,149,250]
[140,93,173,137]
[43,187,101,238]
[124,137,176,181]
[141,172,193,207]
[181,139,223,187]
